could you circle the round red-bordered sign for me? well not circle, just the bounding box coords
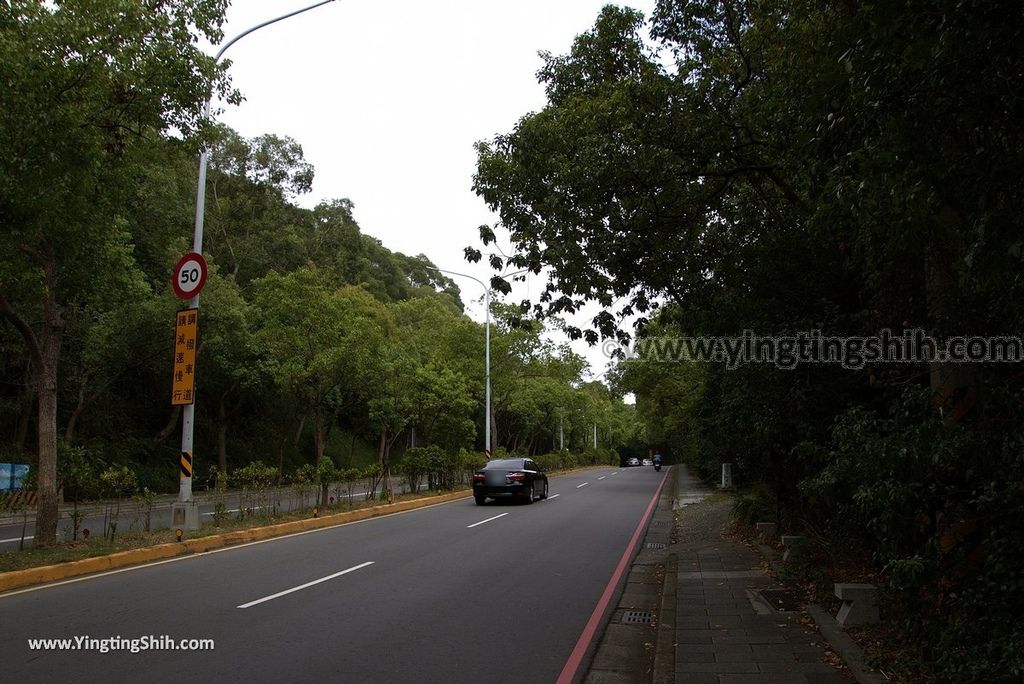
[171,252,208,300]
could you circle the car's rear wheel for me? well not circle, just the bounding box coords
[522,485,534,504]
[474,494,487,505]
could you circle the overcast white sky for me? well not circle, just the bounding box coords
[211,0,656,382]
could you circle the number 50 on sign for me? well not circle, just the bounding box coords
[171,251,208,300]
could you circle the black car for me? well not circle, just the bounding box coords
[472,458,549,505]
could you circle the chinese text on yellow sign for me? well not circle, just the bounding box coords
[171,309,198,405]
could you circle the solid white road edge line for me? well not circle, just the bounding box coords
[237,561,375,609]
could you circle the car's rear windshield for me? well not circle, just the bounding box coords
[482,459,524,469]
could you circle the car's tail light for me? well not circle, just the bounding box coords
[473,472,485,483]
[506,472,526,482]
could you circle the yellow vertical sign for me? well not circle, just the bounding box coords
[171,308,198,406]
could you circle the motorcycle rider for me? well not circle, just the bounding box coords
[653,451,663,470]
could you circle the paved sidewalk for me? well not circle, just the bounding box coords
[585,467,676,684]
[669,467,854,684]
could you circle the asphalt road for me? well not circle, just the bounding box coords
[0,466,666,683]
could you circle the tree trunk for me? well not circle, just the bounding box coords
[0,247,64,546]
[365,430,388,500]
[35,271,64,546]
[925,219,976,424]
[64,388,87,444]
[154,405,181,444]
[293,414,307,448]
[382,429,401,504]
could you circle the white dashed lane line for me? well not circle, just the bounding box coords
[237,561,375,609]
[467,513,509,529]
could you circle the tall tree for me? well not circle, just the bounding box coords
[0,0,234,544]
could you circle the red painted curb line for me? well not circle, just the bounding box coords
[556,467,670,684]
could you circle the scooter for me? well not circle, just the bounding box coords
[654,462,662,472]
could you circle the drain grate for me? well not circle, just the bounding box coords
[646,542,666,549]
[622,610,653,624]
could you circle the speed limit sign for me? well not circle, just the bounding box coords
[171,252,208,300]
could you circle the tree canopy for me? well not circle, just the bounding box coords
[0,1,635,550]
[471,1,1024,680]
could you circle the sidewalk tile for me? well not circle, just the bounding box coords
[678,662,761,673]
[668,466,857,684]
[675,673,718,684]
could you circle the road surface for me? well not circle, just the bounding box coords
[0,466,666,683]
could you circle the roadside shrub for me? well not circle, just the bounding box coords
[339,468,362,505]
[291,463,318,512]
[560,451,579,470]
[534,452,560,472]
[99,465,138,541]
[397,447,430,493]
[798,388,1024,682]
[458,448,480,483]
[731,482,776,527]
[232,461,277,518]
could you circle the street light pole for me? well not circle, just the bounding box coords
[174,0,338,528]
[422,266,492,458]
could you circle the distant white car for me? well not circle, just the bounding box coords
[642,459,653,466]
[626,457,640,467]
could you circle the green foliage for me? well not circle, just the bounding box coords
[99,466,139,500]
[51,442,103,501]
[290,463,318,510]
[134,486,157,532]
[0,0,639,553]
[731,483,776,529]
[471,1,1024,679]
[0,0,236,545]
[233,461,278,491]
[232,461,277,519]
[795,389,1024,681]
[208,466,229,526]
[98,465,138,542]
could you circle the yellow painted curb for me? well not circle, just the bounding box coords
[0,490,471,594]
